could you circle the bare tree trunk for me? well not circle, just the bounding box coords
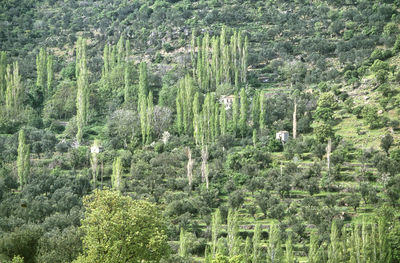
[326,138,332,174]
[91,153,97,189]
[186,147,194,189]
[90,141,99,189]
[293,99,297,139]
[201,145,209,189]
[101,160,104,189]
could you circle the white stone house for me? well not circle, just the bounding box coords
[90,144,104,154]
[276,131,289,143]
[220,95,235,110]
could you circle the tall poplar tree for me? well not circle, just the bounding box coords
[377,217,391,263]
[139,62,148,97]
[219,104,227,135]
[211,209,222,257]
[252,91,260,129]
[239,88,248,137]
[17,129,30,189]
[241,36,248,83]
[46,55,53,96]
[176,90,183,134]
[328,221,341,263]
[191,30,196,78]
[193,92,200,144]
[76,37,89,144]
[146,91,153,144]
[0,51,7,101]
[253,223,262,263]
[90,140,100,188]
[124,64,130,103]
[267,224,283,263]
[5,62,22,117]
[36,47,47,92]
[179,228,189,259]
[138,62,148,141]
[140,95,147,144]
[308,230,321,263]
[285,235,295,263]
[232,91,239,135]
[227,209,240,257]
[259,92,265,130]
[102,44,110,78]
[112,157,122,191]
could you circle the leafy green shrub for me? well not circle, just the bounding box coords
[361,105,384,129]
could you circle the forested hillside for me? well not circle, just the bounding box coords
[1,0,400,262]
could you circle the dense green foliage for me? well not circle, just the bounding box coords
[1,0,400,262]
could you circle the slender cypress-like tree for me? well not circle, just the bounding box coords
[211,209,221,257]
[123,63,130,103]
[328,221,341,263]
[102,44,110,78]
[377,216,391,263]
[239,88,248,137]
[285,235,295,263]
[17,129,30,189]
[201,144,209,189]
[140,95,147,144]
[227,209,240,257]
[211,37,220,89]
[308,230,320,263]
[253,223,262,263]
[117,36,125,65]
[138,62,149,144]
[5,62,22,117]
[179,228,189,259]
[125,39,130,62]
[146,91,153,144]
[232,91,239,135]
[244,236,252,262]
[176,90,183,134]
[90,140,100,188]
[139,61,148,99]
[0,51,7,101]
[241,36,248,83]
[205,246,212,263]
[253,129,257,147]
[182,75,194,135]
[267,224,283,263]
[293,98,297,139]
[46,55,53,96]
[220,104,227,135]
[186,147,194,188]
[259,91,265,130]
[111,157,122,191]
[191,30,196,78]
[193,92,200,144]
[36,47,47,91]
[214,101,220,139]
[76,38,89,144]
[252,91,260,129]
[196,36,203,90]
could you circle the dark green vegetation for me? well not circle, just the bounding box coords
[1,0,400,262]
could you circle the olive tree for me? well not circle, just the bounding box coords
[73,189,170,263]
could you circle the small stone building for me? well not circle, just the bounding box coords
[220,95,235,110]
[276,131,289,143]
[90,144,104,154]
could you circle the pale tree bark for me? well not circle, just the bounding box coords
[201,145,209,189]
[90,141,99,189]
[186,147,194,188]
[293,99,297,139]
[326,138,332,174]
